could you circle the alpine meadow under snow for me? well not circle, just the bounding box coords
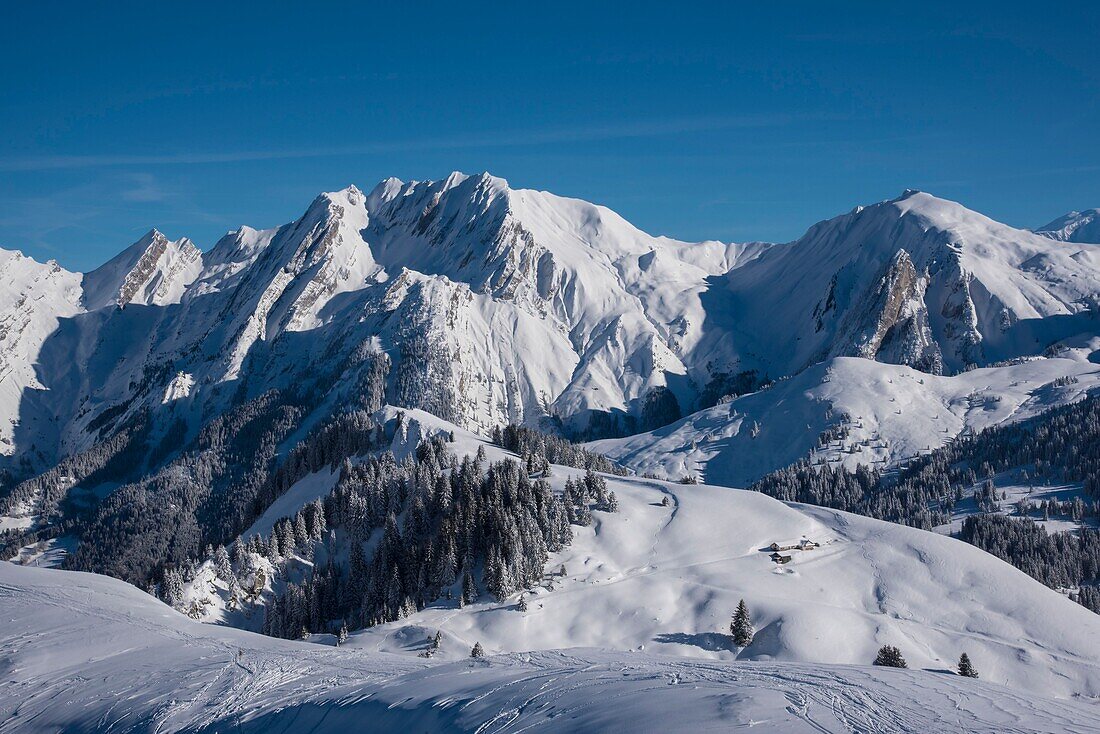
[2,173,1100,732]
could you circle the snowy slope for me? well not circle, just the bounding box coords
[337,462,1100,701]
[5,521,1100,732]
[592,351,1100,486]
[174,408,1100,701]
[1037,209,1100,244]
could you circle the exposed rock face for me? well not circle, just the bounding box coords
[828,249,943,373]
[82,229,203,309]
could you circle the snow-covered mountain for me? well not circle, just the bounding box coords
[0,170,1098,734]
[1037,209,1100,244]
[700,190,1100,379]
[0,177,1098,525]
[0,250,82,467]
[0,173,773,480]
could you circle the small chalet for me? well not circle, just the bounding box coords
[770,552,792,565]
[798,539,820,550]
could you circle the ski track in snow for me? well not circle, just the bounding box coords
[3,562,1100,732]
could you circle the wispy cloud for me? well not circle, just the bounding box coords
[119,173,167,202]
[0,114,836,172]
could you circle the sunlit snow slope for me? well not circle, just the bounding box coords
[592,351,1100,486]
[4,517,1100,733]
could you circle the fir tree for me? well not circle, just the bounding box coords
[337,621,349,645]
[873,645,907,668]
[162,568,185,609]
[731,599,754,647]
[213,545,233,584]
[470,641,484,658]
[432,630,442,650]
[462,569,478,605]
[517,594,528,612]
[957,652,978,678]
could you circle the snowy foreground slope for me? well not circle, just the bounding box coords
[4,538,1100,733]
[592,351,1100,485]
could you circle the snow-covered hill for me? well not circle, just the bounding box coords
[4,486,1100,732]
[593,348,1100,486]
[161,411,1100,702]
[1037,209,1100,244]
[344,462,1100,701]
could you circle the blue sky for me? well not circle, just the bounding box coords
[2,2,1098,271]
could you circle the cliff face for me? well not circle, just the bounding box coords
[829,249,943,373]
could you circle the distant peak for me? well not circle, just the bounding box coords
[138,227,167,244]
[442,171,471,189]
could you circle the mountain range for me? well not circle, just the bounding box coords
[1,174,1097,491]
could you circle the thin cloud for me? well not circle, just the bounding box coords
[0,114,837,172]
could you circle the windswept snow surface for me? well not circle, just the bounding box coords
[592,352,1100,486]
[4,546,1100,732]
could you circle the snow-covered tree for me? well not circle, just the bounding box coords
[470,641,484,658]
[873,645,907,668]
[462,569,478,605]
[213,545,233,584]
[957,652,978,678]
[162,568,185,609]
[731,599,754,647]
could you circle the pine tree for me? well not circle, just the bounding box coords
[873,645,907,668]
[731,599,754,647]
[470,641,484,658]
[462,569,478,605]
[517,594,528,612]
[162,568,185,609]
[957,652,978,678]
[213,545,233,584]
[337,621,349,645]
[432,630,442,650]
